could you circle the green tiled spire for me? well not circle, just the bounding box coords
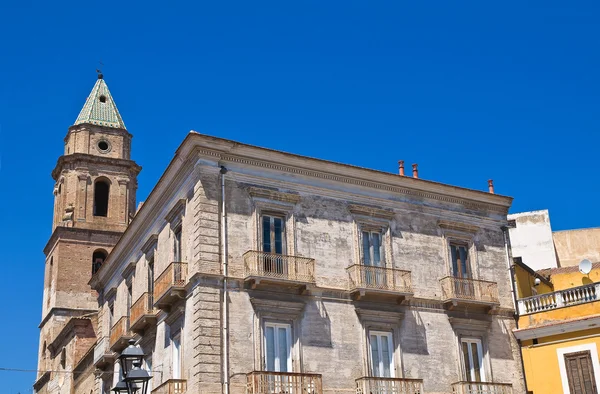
[74,75,126,129]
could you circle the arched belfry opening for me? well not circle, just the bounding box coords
[93,179,110,217]
[92,249,107,275]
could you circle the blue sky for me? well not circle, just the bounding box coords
[1,0,600,392]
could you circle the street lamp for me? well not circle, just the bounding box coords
[118,339,145,377]
[111,379,130,394]
[111,339,152,394]
[124,360,152,394]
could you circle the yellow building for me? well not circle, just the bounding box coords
[513,258,600,394]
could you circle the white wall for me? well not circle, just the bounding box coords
[508,210,558,271]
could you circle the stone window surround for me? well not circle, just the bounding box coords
[250,297,305,372]
[355,308,405,379]
[248,187,300,256]
[438,220,480,279]
[349,204,395,269]
[448,317,493,383]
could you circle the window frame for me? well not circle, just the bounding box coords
[171,331,182,379]
[261,213,287,255]
[449,241,471,279]
[368,330,395,378]
[263,321,293,373]
[251,198,297,256]
[460,337,486,382]
[557,343,600,394]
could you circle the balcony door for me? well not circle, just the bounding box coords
[369,331,395,378]
[262,215,286,275]
[172,333,182,379]
[362,231,384,286]
[461,338,486,383]
[450,243,474,298]
[264,322,293,393]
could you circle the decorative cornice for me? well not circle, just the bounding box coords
[250,297,305,317]
[192,145,510,214]
[164,199,186,223]
[105,286,117,301]
[349,204,395,220]
[438,220,480,234]
[52,154,141,181]
[247,187,301,204]
[140,234,158,254]
[448,316,492,331]
[121,261,136,280]
[355,307,405,324]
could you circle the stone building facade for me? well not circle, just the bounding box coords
[37,76,526,394]
[89,132,525,394]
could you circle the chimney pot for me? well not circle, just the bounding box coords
[488,179,495,194]
[398,160,405,176]
[412,164,419,179]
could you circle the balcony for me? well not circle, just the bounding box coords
[152,379,186,394]
[109,316,133,352]
[93,336,115,369]
[347,265,413,302]
[130,292,158,333]
[246,371,323,394]
[452,382,513,394]
[440,277,499,312]
[518,282,599,315]
[154,262,188,310]
[243,251,316,291]
[355,377,424,394]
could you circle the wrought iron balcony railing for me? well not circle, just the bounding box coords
[151,379,186,394]
[347,265,413,295]
[109,316,132,351]
[517,282,599,315]
[451,381,513,394]
[154,262,188,309]
[246,371,323,394]
[130,292,158,332]
[355,376,424,394]
[440,277,499,305]
[243,251,316,284]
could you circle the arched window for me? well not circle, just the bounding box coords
[92,250,107,275]
[93,179,110,217]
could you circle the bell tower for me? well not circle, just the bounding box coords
[35,73,141,393]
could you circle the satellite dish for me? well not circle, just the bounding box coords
[579,259,593,275]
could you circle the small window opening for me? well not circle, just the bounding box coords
[60,348,66,369]
[93,180,109,217]
[99,95,107,103]
[97,140,109,151]
[92,250,107,275]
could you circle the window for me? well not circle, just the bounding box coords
[92,250,107,275]
[450,243,470,278]
[147,257,155,307]
[127,284,132,328]
[264,322,292,372]
[93,180,110,217]
[60,348,66,369]
[369,331,394,378]
[171,332,182,379]
[450,243,474,298]
[564,351,597,394]
[262,215,285,255]
[461,338,485,383]
[262,215,286,274]
[362,231,383,267]
[108,303,114,330]
[173,226,182,262]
